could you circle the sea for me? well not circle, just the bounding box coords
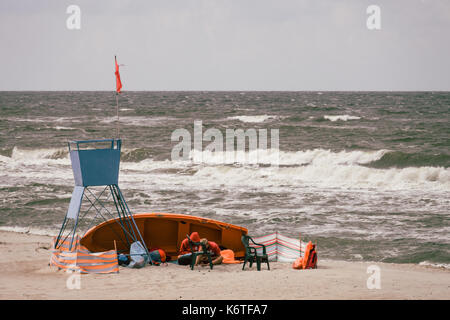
[0,91,449,267]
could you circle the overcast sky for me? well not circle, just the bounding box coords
[0,0,449,91]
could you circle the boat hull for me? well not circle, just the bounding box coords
[80,212,248,259]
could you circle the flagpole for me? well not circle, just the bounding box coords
[116,92,120,138]
[114,55,121,139]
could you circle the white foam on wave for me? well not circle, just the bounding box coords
[100,116,176,126]
[3,146,386,168]
[419,261,450,270]
[0,147,72,184]
[2,147,449,191]
[122,158,190,171]
[7,116,83,123]
[324,115,361,122]
[53,126,76,131]
[0,154,12,163]
[227,115,277,123]
[7,147,69,164]
[191,163,450,191]
[189,148,387,166]
[0,226,58,237]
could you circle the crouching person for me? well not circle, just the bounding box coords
[177,232,201,265]
[195,238,223,266]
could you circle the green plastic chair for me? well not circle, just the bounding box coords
[241,235,270,271]
[187,234,213,270]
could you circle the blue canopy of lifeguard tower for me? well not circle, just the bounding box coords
[69,139,121,187]
[65,139,122,220]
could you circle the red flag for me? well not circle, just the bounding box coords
[115,56,122,93]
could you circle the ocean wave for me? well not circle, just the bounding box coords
[4,146,386,167]
[5,147,70,163]
[0,147,168,168]
[1,147,158,164]
[419,261,450,270]
[366,151,450,169]
[324,115,361,122]
[3,147,449,190]
[121,148,154,162]
[192,163,450,190]
[7,116,83,123]
[0,226,58,237]
[4,147,448,172]
[227,115,278,123]
[99,116,176,126]
[189,148,387,166]
[121,158,190,171]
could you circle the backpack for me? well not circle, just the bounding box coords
[149,249,167,266]
[177,253,193,265]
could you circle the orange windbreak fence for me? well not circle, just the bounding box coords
[50,235,119,274]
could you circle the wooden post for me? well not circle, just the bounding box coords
[315,239,318,269]
[299,233,302,257]
[113,240,119,272]
[275,230,278,262]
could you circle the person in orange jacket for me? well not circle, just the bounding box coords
[195,238,224,266]
[177,232,201,265]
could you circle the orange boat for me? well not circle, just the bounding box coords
[80,212,248,259]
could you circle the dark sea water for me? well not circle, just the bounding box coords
[0,91,449,266]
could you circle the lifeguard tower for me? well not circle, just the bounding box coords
[54,139,148,257]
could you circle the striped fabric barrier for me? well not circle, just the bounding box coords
[251,232,308,262]
[50,235,119,274]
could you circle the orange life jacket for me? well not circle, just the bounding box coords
[220,249,241,264]
[292,241,317,270]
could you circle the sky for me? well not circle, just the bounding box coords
[0,0,449,91]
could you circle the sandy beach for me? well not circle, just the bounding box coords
[0,230,448,300]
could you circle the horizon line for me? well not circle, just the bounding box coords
[1,89,449,93]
